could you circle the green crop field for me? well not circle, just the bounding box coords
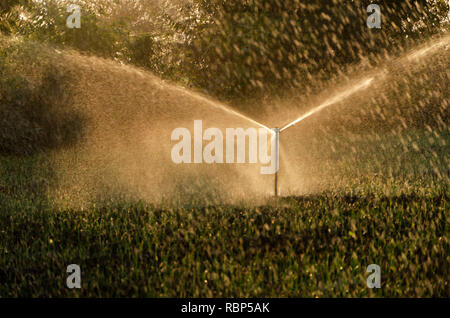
[1,130,448,297]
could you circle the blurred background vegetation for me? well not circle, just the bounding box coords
[0,0,449,154]
[1,0,448,100]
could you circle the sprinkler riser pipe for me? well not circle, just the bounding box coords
[274,128,280,197]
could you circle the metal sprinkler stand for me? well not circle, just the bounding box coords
[274,128,280,197]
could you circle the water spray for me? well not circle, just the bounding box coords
[272,77,375,196]
[169,76,376,197]
[171,86,274,134]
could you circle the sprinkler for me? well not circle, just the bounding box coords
[274,128,280,197]
[272,77,375,197]
[180,74,374,198]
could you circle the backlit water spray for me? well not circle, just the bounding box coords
[171,86,274,134]
[279,78,375,133]
[46,32,448,204]
[272,77,375,196]
[268,34,449,196]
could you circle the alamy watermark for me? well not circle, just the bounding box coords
[366,264,381,288]
[66,264,81,289]
[64,3,383,30]
[66,4,81,29]
[367,4,382,29]
[171,120,279,175]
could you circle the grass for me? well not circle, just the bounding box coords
[0,130,448,297]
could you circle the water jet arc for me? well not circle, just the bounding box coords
[280,77,374,133]
[273,77,375,196]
